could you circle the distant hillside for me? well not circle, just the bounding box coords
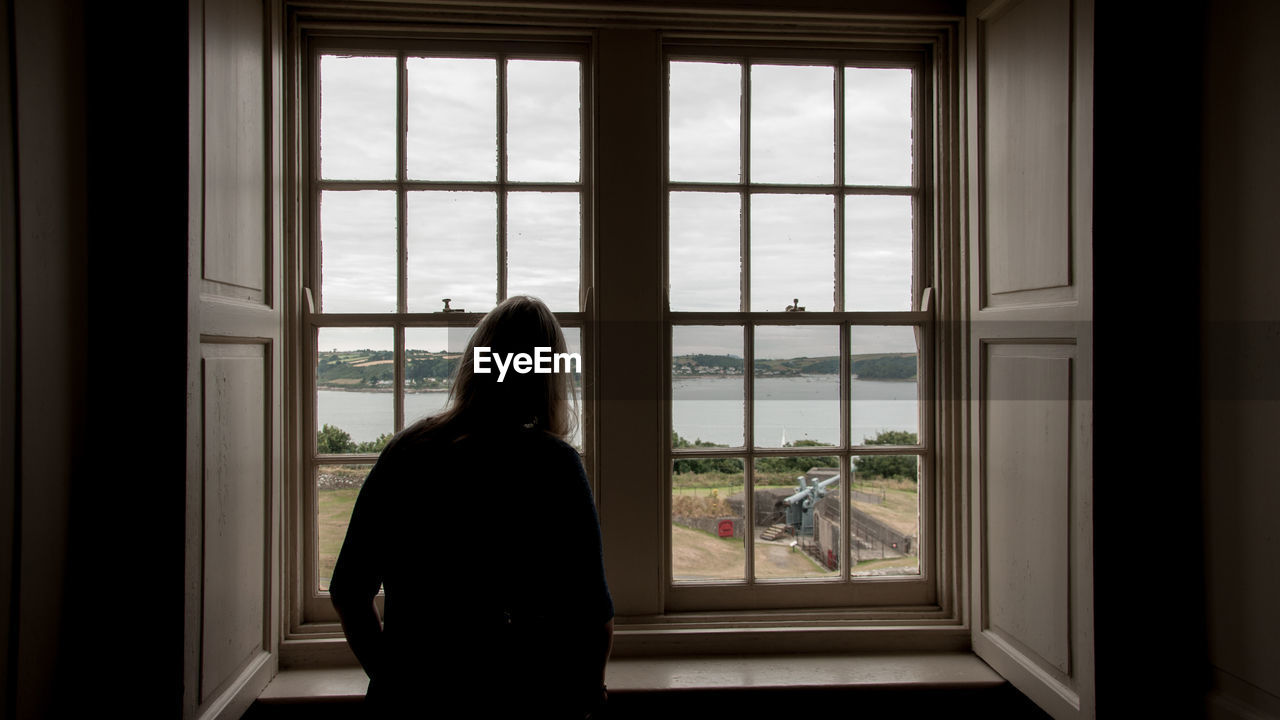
[317,349,459,390]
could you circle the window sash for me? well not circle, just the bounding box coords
[662,48,934,608]
[299,35,593,623]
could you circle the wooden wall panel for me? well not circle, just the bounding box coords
[202,0,266,300]
[200,342,269,702]
[980,0,1071,302]
[982,346,1072,679]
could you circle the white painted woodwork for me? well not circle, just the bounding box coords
[983,347,1071,678]
[980,0,1072,304]
[186,0,282,718]
[968,0,1094,717]
[200,343,269,700]
[202,0,268,301]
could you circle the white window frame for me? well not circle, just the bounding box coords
[281,4,965,662]
[288,29,596,628]
[663,44,938,612]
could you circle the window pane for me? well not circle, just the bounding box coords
[317,463,374,592]
[320,55,395,180]
[407,57,497,181]
[405,327,474,427]
[851,454,920,576]
[673,325,744,448]
[672,458,745,583]
[320,190,397,313]
[316,327,394,453]
[850,325,919,445]
[407,191,497,314]
[844,68,913,186]
[669,61,740,182]
[507,191,580,310]
[750,64,834,184]
[560,326,585,450]
[753,462,841,581]
[754,325,840,447]
[668,192,741,311]
[507,59,580,182]
[750,194,835,312]
[845,195,914,311]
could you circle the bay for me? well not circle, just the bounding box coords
[318,374,917,449]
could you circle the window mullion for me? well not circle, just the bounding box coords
[496,55,508,302]
[739,58,750,314]
[834,63,845,313]
[395,53,407,432]
[743,322,755,584]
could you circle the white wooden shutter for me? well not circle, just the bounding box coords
[184,0,283,717]
[966,0,1094,717]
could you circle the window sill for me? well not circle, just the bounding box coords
[255,651,1004,706]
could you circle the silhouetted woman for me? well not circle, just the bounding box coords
[331,296,613,717]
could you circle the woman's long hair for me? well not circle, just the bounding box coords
[404,295,578,443]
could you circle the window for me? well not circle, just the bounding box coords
[285,8,962,649]
[299,37,591,621]
[665,49,936,610]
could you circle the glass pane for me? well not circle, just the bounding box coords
[669,61,740,182]
[320,190,397,313]
[754,462,840,580]
[750,64,834,184]
[845,195,914,311]
[507,191,580,310]
[668,192,741,311]
[851,454,920,576]
[750,194,835,312]
[407,57,497,181]
[407,191,497,314]
[316,328,394,454]
[672,457,745,583]
[754,325,840,447]
[405,327,474,426]
[320,55,395,180]
[317,463,374,591]
[850,326,919,446]
[672,325,744,448]
[844,68,913,186]
[507,59,580,182]
[562,326,584,450]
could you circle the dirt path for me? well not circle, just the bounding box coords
[672,525,834,581]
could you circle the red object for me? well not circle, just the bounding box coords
[717,519,734,537]
[827,550,836,569]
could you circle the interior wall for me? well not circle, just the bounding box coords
[1091,1,1209,716]
[9,0,87,716]
[2,1,190,717]
[1201,1,1280,717]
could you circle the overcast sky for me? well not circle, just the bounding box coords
[317,56,914,354]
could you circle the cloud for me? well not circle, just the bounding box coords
[320,55,397,180]
[406,57,497,181]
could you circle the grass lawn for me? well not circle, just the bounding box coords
[317,488,359,591]
[850,483,919,537]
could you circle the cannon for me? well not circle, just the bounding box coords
[783,473,840,537]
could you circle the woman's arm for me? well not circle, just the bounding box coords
[329,452,392,679]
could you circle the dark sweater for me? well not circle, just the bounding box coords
[330,427,613,714]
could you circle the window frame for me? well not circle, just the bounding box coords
[282,4,965,660]
[663,44,938,611]
[293,31,596,626]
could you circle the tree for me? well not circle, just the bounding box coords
[854,430,920,481]
[317,423,355,454]
[356,433,393,454]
